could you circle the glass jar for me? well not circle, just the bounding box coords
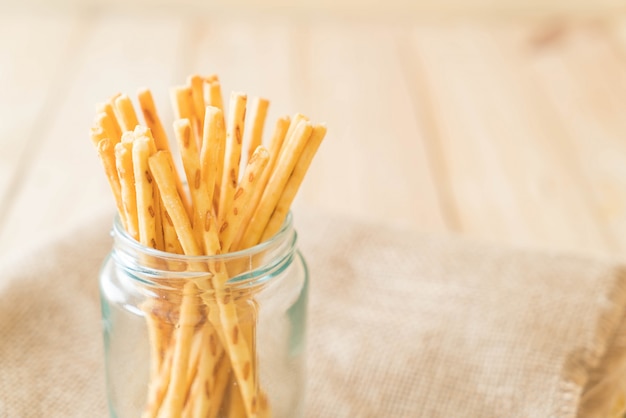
[99,213,308,418]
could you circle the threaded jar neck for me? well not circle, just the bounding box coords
[110,212,298,294]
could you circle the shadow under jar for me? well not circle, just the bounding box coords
[99,213,308,418]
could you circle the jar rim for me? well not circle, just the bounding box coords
[111,211,294,263]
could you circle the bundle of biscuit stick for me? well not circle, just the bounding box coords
[90,73,326,418]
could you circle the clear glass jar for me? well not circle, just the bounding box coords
[99,213,308,418]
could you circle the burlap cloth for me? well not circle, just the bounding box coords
[2,209,626,418]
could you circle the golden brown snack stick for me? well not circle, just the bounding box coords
[142,347,174,418]
[204,77,224,112]
[244,97,270,163]
[280,114,309,156]
[239,119,312,249]
[149,150,202,417]
[148,150,238,417]
[134,127,165,251]
[262,124,326,241]
[200,106,225,215]
[133,135,159,249]
[183,327,227,418]
[183,328,205,399]
[228,386,246,418]
[206,354,231,418]
[258,392,271,418]
[171,85,196,121]
[95,111,121,145]
[161,205,183,254]
[158,281,197,417]
[114,94,140,132]
[90,125,107,146]
[188,74,206,129]
[137,88,171,152]
[232,116,290,250]
[204,76,226,207]
[182,330,209,418]
[138,88,193,220]
[171,85,201,146]
[218,92,247,221]
[149,151,201,256]
[191,200,261,418]
[96,101,123,141]
[227,299,261,418]
[142,300,171,387]
[219,146,270,252]
[95,138,127,228]
[173,118,218,254]
[213,291,257,418]
[115,138,139,240]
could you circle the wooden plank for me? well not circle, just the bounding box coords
[188,17,294,111]
[16,0,626,19]
[187,16,295,169]
[300,21,447,232]
[407,21,611,255]
[522,19,626,256]
[0,13,188,254]
[189,18,447,232]
[0,12,78,223]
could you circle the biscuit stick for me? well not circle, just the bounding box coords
[89,125,107,146]
[95,138,126,228]
[114,94,140,132]
[200,106,225,215]
[219,146,270,252]
[134,126,165,251]
[142,345,174,418]
[205,78,226,206]
[150,150,259,418]
[96,101,122,141]
[188,74,206,129]
[239,119,312,249]
[149,150,201,417]
[137,89,172,152]
[205,353,231,418]
[173,118,219,255]
[262,124,327,241]
[171,85,201,148]
[149,151,200,256]
[115,136,139,240]
[132,135,159,250]
[182,326,228,418]
[95,111,121,145]
[244,97,269,163]
[218,92,247,220]
[137,88,192,220]
[205,76,224,111]
[232,116,290,250]
[132,132,169,385]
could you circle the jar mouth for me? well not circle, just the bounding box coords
[111,212,298,287]
[111,211,294,262]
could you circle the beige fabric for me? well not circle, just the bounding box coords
[1,210,626,417]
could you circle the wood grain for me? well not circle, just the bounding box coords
[0,13,188,254]
[2,11,626,260]
[300,21,447,233]
[0,13,79,227]
[408,21,614,255]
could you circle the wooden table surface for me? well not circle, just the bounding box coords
[3,8,626,260]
